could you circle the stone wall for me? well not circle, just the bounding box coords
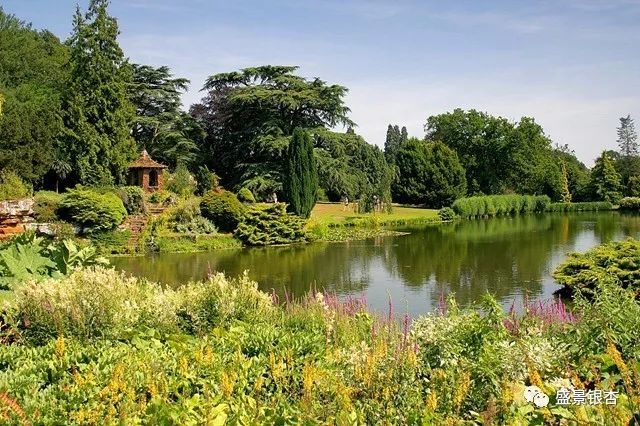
[0,198,35,239]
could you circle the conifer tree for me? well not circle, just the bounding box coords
[618,114,638,157]
[384,124,402,164]
[560,162,572,203]
[590,151,623,203]
[400,126,408,142]
[60,0,136,185]
[284,128,317,218]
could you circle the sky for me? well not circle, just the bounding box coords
[4,0,640,165]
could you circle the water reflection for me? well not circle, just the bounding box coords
[112,212,640,317]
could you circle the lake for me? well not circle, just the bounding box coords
[112,212,640,317]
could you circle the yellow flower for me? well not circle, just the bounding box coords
[426,391,438,411]
[54,335,65,359]
[454,372,471,410]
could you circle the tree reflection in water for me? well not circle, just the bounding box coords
[112,212,640,317]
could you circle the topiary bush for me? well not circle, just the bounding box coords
[235,203,309,246]
[0,170,31,201]
[237,187,256,203]
[116,186,146,214]
[58,188,127,234]
[200,189,245,232]
[33,191,63,222]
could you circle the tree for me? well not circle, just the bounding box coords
[283,128,317,218]
[400,126,408,142]
[589,151,623,203]
[129,64,202,169]
[553,149,590,201]
[0,8,69,186]
[618,114,638,157]
[60,0,136,186]
[384,124,405,164]
[560,162,572,203]
[314,128,393,206]
[191,65,352,191]
[426,109,561,198]
[393,138,467,208]
[616,115,639,192]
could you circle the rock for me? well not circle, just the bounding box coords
[0,198,35,239]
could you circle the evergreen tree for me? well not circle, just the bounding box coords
[284,128,318,218]
[618,114,638,156]
[560,161,572,203]
[590,151,623,203]
[384,124,402,164]
[400,126,408,142]
[60,0,136,186]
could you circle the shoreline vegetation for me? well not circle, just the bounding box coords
[0,238,638,424]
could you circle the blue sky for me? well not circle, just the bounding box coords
[5,0,640,164]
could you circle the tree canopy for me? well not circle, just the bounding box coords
[191,66,353,191]
[393,138,467,208]
[59,0,136,186]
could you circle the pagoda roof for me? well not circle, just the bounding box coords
[129,149,167,169]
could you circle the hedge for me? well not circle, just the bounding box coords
[452,195,550,219]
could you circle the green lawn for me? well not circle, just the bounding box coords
[309,202,439,225]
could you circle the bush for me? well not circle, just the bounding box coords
[116,186,146,214]
[90,230,132,255]
[165,164,196,197]
[0,170,31,201]
[235,203,309,246]
[58,188,127,234]
[10,268,273,342]
[195,166,218,196]
[200,189,245,232]
[546,201,613,212]
[451,195,550,219]
[33,191,62,222]
[148,189,174,205]
[438,207,457,221]
[619,197,640,211]
[553,238,640,297]
[237,187,256,203]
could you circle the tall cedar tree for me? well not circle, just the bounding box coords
[191,66,352,194]
[60,0,136,186]
[616,114,640,192]
[129,64,203,169]
[590,151,623,203]
[284,128,318,218]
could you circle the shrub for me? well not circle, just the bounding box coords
[200,189,245,232]
[619,197,640,211]
[237,187,256,203]
[235,203,309,246]
[546,201,613,212]
[553,238,640,297]
[195,166,218,196]
[33,191,62,222]
[438,207,457,221]
[90,230,132,255]
[10,268,273,342]
[148,189,174,205]
[0,170,31,200]
[451,195,550,219]
[58,188,127,234]
[116,186,146,214]
[166,164,196,197]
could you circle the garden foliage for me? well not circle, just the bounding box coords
[237,187,256,204]
[0,170,31,201]
[116,186,146,214]
[452,194,550,219]
[235,203,309,246]
[33,191,63,222]
[58,188,127,233]
[200,189,245,233]
[553,238,640,297]
[546,201,613,212]
[619,197,640,211]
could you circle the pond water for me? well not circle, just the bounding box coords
[112,212,640,317]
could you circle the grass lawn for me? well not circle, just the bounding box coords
[310,202,439,225]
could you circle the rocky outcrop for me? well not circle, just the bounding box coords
[0,198,35,239]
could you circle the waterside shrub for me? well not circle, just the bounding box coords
[452,195,550,219]
[437,207,457,221]
[546,201,613,212]
[619,197,640,211]
[553,237,640,297]
[235,203,309,246]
